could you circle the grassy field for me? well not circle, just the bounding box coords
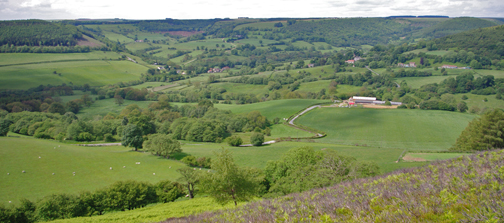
[297,81,362,95]
[403,152,468,161]
[457,93,504,111]
[77,99,153,119]
[395,75,454,89]
[475,69,504,79]
[0,137,186,205]
[0,61,147,90]
[51,197,238,223]
[296,107,476,151]
[0,52,122,66]
[212,99,330,120]
[178,141,426,174]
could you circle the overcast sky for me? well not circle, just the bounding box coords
[1,0,504,20]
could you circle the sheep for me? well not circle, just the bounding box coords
[169,166,171,168]
[199,168,201,170]
[193,168,196,170]
[110,167,112,170]
[52,173,55,175]
[22,170,25,173]
[58,145,60,147]
[38,156,41,159]
[153,173,156,175]
[185,194,189,197]
[123,166,126,168]
[8,201,11,203]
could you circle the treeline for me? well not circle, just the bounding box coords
[0,180,185,222]
[0,96,271,144]
[451,109,504,151]
[0,20,82,47]
[136,19,223,32]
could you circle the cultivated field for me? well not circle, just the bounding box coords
[0,61,147,90]
[296,107,476,150]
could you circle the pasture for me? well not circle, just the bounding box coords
[402,152,468,162]
[0,61,147,90]
[296,107,476,151]
[178,141,426,174]
[0,137,186,205]
[77,99,153,119]
[0,52,122,66]
[211,99,330,120]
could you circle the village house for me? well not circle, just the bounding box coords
[308,64,315,68]
[409,62,416,67]
[345,60,355,64]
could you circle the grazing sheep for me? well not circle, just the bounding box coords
[7,173,9,175]
[110,167,112,170]
[185,194,189,197]
[169,166,171,168]
[123,166,126,168]
[199,168,201,170]
[22,170,25,173]
[153,173,156,175]
[9,201,11,203]
[52,173,55,175]
[193,168,196,170]
[38,156,41,159]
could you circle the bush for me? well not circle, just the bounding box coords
[104,133,115,142]
[76,132,94,142]
[250,132,264,146]
[397,104,407,109]
[34,132,52,139]
[155,180,185,203]
[227,135,243,147]
[461,95,468,100]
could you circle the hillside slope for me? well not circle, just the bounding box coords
[434,24,504,59]
[165,150,504,222]
[415,17,498,39]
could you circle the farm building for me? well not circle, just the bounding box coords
[441,65,458,69]
[348,96,402,105]
[345,60,355,64]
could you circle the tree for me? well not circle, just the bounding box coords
[450,109,504,151]
[114,95,124,106]
[250,132,264,146]
[142,134,181,158]
[121,124,143,151]
[155,180,185,203]
[0,118,13,136]
[200,149,261,206]
[227,135,243,146]
[457,101,468,112]
[48,102,66,115]
[177,167,201,199]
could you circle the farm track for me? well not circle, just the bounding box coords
[0,59,121,67]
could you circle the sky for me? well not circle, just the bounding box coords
[1,0,504,20]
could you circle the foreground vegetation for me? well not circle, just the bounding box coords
[166,150,504,222]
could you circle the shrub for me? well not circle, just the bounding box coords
[250,132,264,146]
[104,133,115,142]
[227,135,243,147]
[34,132,52,139]
[155,180,185,203]
[76,132,94,142]
[461,95,468,100]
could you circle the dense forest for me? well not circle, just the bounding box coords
[0,20,82,46]
[434,24,504,59]
[416,17,498,39]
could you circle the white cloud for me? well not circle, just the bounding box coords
[0,0,503,20]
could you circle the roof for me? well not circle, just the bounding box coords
[352,96,376,101]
